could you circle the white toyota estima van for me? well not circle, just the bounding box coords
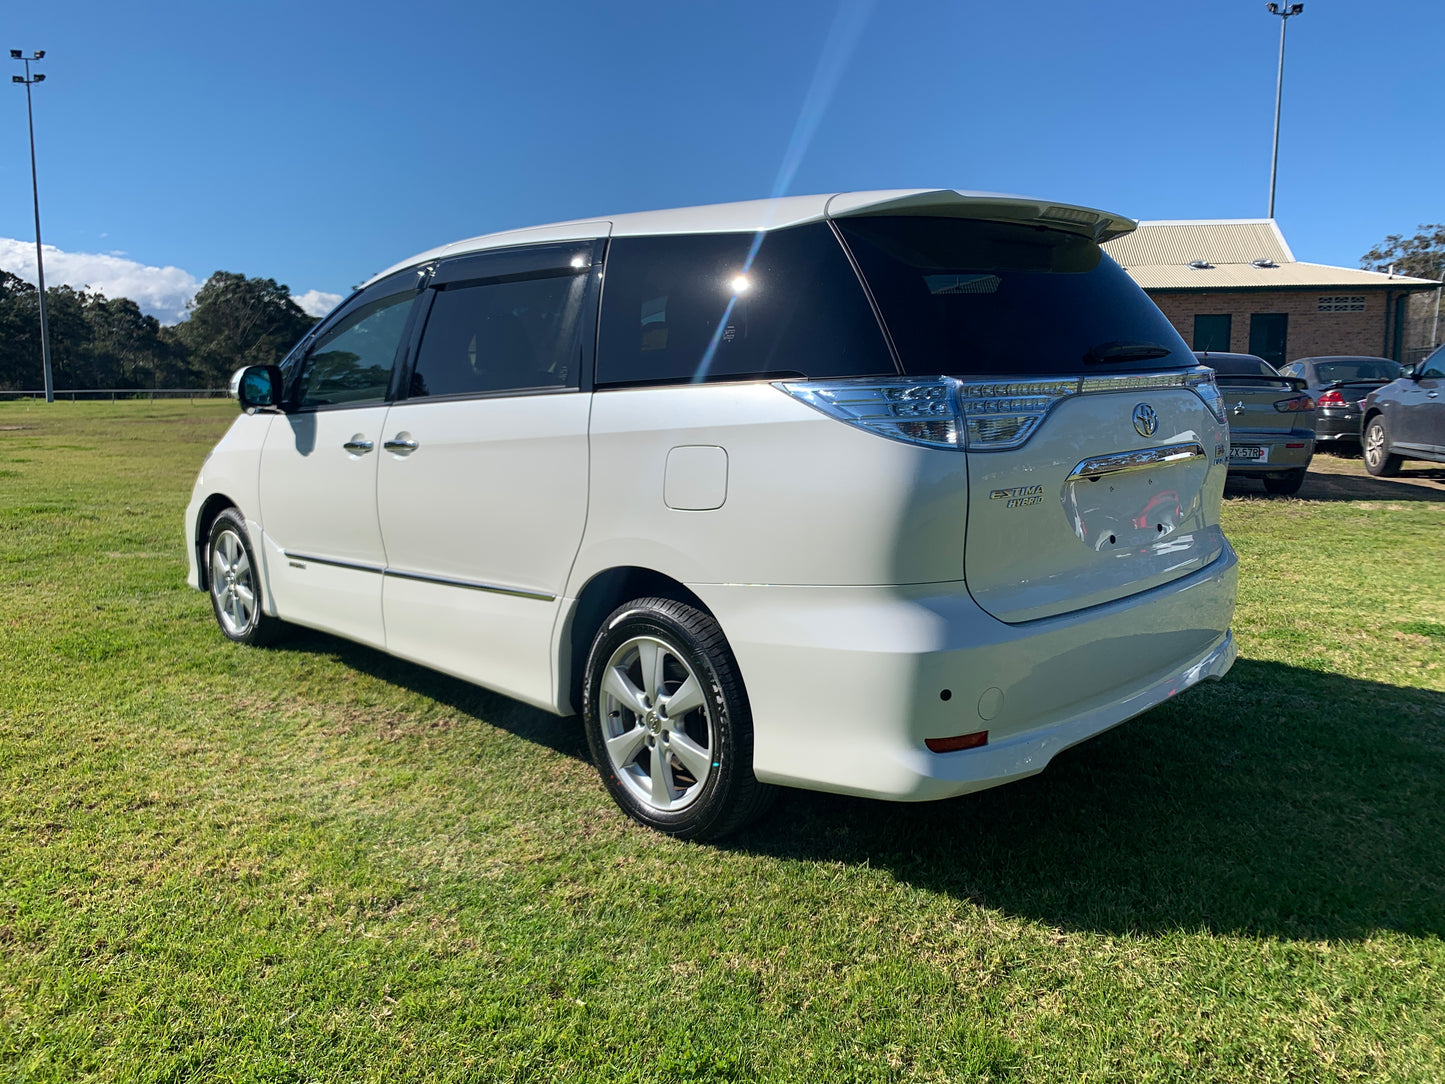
[186,189,1238,840]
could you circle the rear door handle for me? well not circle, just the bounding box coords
[343,437,374,454]
[384,434,419,454]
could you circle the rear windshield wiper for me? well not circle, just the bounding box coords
[1084,341,1175,364]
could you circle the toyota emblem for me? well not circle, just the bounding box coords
[1132,403,1158,437]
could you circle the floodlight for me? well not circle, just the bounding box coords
[33,50,44,58]
[1265,3,1278,11]
[9,50,21,59]
[33,73,44,82]
[11,75,22,83]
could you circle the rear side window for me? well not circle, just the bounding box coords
[835,216,1192,376]
[596,222,894,386]
[410,270,589,398]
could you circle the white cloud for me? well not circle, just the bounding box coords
[0,238,200,324]
[292,288,343,317]
[0,238,339,326]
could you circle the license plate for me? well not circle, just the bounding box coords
[1230,445,1268,462]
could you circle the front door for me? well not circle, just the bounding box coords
[376,239,603,710]
[257,275,420,648]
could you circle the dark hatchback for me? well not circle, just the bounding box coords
[1278,355,1401,450]
[1196,351,1316,496]
[1360,343,1445,476]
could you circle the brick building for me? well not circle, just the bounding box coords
[1102,220,1441,367]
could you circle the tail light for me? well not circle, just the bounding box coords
[1316,389,1347,407]
[1274,395,1315,413]
[774,368,1229,452]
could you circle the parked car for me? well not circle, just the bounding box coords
[1277,355,1401,451]
[1361,343,1445,476]
[1195,351,1316,496]
[188,189,1238,839]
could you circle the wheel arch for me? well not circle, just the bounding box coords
[194,493,240,591]
[558,566,714,716]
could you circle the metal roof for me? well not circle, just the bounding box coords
[1126,260,1439,291]
[1104,219,1293,266]
[1105,219,1439,292]
[362,189,1138,288]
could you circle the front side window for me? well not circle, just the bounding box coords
[596,223,893,386]
[292,288,415,409]
[835,216,1193,376]
[409,269,589,398]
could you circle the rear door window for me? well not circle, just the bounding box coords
[834,216,1192,376]
[409,245,596,399]
[596,222,894,386]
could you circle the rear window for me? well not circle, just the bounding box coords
[834,216,1192,376]
[596,223,893,386]
[1313,358,1400,383]
[1208,355,1278,377]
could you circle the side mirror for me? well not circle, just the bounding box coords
[229,365,283,413]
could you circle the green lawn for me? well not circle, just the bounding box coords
[2,400,1442,1083]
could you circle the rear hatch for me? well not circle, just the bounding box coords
[835,212,1230,624]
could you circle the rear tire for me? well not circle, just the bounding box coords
[1363,417,1401,477]
[582,597,773,841]
[1263,469,1306,497]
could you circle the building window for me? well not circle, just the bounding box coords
[1318,295,1366,313]
[1193,314,1232,352]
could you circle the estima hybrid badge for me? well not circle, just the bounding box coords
[1133,403,1158,437]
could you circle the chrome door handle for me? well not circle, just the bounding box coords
[343,437,374,454]
[384,435,419,453]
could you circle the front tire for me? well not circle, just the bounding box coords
[206,508,282,645]
[582,597,773,840]
[1363,417,1401,477]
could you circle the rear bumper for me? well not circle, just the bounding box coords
[1315,411,1361,442]
[698,544,1238,801]
[1226,431,1315,475]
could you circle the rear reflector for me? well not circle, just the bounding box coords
[925,731,989,753]
[1286,443,1305,449]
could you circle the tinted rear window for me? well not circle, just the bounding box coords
[1208,355,1278,377]
[1313,359,1400,383]
[596,222,894,386]
[834,216,1192,376]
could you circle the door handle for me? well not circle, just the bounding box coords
[343,437,374,454]
[384,434,419,454]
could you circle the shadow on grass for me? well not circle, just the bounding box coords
[280,627,590,763]
[273,629,1444,941]
[1225,461,1445,502]
[733,659,1445,941]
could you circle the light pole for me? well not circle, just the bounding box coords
[11,49,53,403]
[1265,3,1303,220]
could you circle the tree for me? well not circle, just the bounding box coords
[0,271,40,390]
[1360,224,1445,282]
[173,271,316,385]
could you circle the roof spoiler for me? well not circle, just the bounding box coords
[825,190,1137,244]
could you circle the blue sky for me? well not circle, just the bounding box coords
[1,0,1440,323]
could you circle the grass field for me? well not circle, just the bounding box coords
[2,400,1442,1083]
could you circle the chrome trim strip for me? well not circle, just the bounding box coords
[382,567,555,602]
[284,551,385,574]
[282,551,556,601]
[1067,441,1206,481]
